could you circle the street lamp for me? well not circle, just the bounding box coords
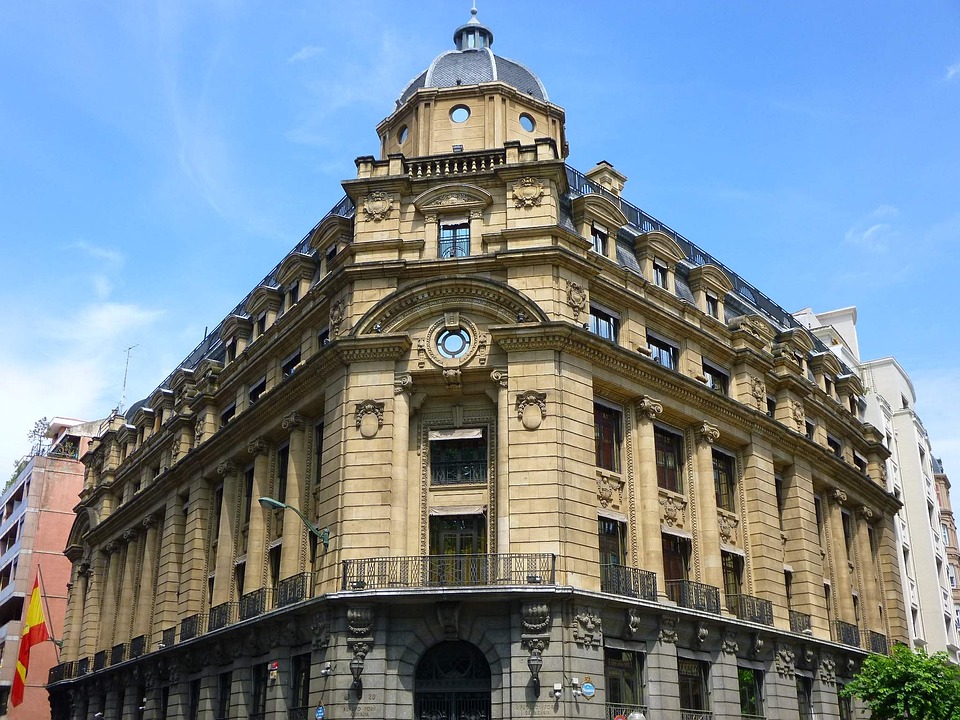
[527,650,543,697]
[350,654,364,699]
[258,497,330,551]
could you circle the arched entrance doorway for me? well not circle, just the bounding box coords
[414,640,491,720]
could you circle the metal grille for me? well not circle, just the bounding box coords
[865,630,888,655]
[278,573,312,607]
[93,650,107,671]
[342,553,555,590]
[180,613,203,641]
[600,564,657,602]
[209,602,237,631]
[110,643,126,665]
[605,703,648,720]
[76,657,89,676]
[666,579,721,614]
[834,620,861,647]
[790,610,812,634]
[727,594,774,625]
[240,588,270,620]
[162,626,176,647]
[129,635,146,659]
[415,692,490,720]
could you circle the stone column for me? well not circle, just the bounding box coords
[181,480,211,612]
[96,540,122,650]
[469,208,483,255]
[424,212,439,259]
[280,412,307,579]
[246,437,272,592]
[153,493,186,636]
[212,462,240,606]
[132,514,160,641]
[62,563,85,660]
[855,506,883,634]
[646,617,680,717]
[491,370,510,553]
[392,375,413,556]
[634,396,665,584]
[826,490,857,625]
[114,527,140,643]
[77,560,98,658]
[691,422,724,594]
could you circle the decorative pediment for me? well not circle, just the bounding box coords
[688,264,734,295]
[219,314,253,342]
[308,213,353,255]
[635,230,686,266]
[276,252,317,287]
[245,285,283,317]
[413,183,493,214]
[571,192,628,230]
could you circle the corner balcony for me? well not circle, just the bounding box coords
[600,563,658,602]
[665,579,721,614]
[863,629,888,655]
[341,553,556,591]
[833,620,861,648]
[727,593,774,626]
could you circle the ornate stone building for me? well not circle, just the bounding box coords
[48,10,905,720]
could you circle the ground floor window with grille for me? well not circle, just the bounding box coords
[796,675,814,720]
[415,641,490,720]
[738,668,764,719]
[604,648,645,715]
[250,663,268,720]
[291,652,312,719]
[678,658,710,717]
[429,514,487,585]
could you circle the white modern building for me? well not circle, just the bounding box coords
[795,306,960,660]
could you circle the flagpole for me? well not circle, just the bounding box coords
[36,564,61,662]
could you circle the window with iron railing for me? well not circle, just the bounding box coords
[439,222,470,258]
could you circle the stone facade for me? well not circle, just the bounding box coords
[48,11,903,720]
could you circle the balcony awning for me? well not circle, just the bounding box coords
[429,428,483,441]
[661,524,692,540]
[598,508,628,523]
[721,543,745,557]
[429,505,486,516]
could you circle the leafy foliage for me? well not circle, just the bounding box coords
[842,644,960,720]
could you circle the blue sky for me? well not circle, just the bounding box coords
[2,1,959,486]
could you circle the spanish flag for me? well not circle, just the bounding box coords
[11,573,49,707]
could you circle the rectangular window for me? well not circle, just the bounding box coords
[738,668,764,718]
[250,663,268,718]
[775,475,785,530]
[591,224,608,255]
[678,659,709,713]
[712,450,737,512]
[705,293,719,319]
[213,484,224,540]
[838,684,853,720]
[827,434,843,458]
[318,328,330,346]
[702,362,729,394]
[598,518,626,565]
[439,221,470,258]
[722,551,743,601]
[289,283,300,306]
[766,396,777,418]
[796,676,814,720]
[853,453,867,475]
[276,445,290,503]
[220,403,236,427]
[429,429,487,485]
[226,338,237,363]
[282,350,302,379]
[256,313,267,337]
[269,546,281,593]
[242,467,254,527]
[217,671,232,720]
[655,426,684,493]
[805,420,816,441]
[647,334,679,370]
[653,259,668,289]
[292,652,312,711]
[589,305,619,343]
[314,423,324,487]
[187,679,201,720]
[604,648,644,710]
[662,534,690,582]
[235,563,245,598]
[594,403,622,473]
[841,510,854,560]
[249,377,267,405]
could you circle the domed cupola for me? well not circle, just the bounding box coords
[375,8,566,160]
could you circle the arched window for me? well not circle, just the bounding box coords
[415,641,491,720]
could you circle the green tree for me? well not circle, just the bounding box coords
[842,644,960,720]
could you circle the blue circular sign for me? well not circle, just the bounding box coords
[581,682,596,698]
[316,705,325,720]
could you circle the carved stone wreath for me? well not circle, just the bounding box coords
[717,511,739,544]
[512,177,545,208]
[566,280,587,321]
[751,375,766,410]
[516,390,547,430]
[362,191,394,222]
[355,400,385,438]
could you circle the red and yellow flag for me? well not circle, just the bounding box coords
[11,573,49,707]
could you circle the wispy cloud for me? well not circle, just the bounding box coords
[945,63,960,82]
[288,45,322,63]
[69,240,124,265]
[844,205,898,252]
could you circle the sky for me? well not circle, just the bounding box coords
[1,1,958,491]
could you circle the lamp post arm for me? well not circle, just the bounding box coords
[282,502,325,540]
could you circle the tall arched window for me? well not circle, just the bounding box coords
[415,641,491,720]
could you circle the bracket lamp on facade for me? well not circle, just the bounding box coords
[527,650,543,697]
[350,654,364,699]
[258,497,330,551]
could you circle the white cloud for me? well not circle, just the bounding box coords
[844,205,899,252]
[69,240,124,265]
[945,63,960,82]
[288,45,322,63]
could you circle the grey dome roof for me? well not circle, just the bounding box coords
[397,10,548,105]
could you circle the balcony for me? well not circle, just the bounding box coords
[129,635,146,659]
[208,602,238,631]
[727,594,774,626]
[600,563,658,602]
[834,620,861,648]
[605,703,648,720]
[277,572,312,608]
[76,657,89,676]
[93,650,107,671]
[161,626,176,648]
[666,579,721,614]
[239,587,271,620]
[180,613,204,641]
[864,630,888,655]
[404,148,506,180]
[789,610,812,634]
[679,711,713,720]
[110,642,126,666]
[341,553,556,591]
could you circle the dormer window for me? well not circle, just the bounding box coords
[591,224,608,256]
[220,404,236,428]
[256,313,267,337]
[653,259,668,289]
[225,339,237,363]
[706,293,719,319]
[289,283,299,306]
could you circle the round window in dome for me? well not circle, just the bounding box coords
[519,113,536,132]
[398,125,409,144]
[450,105,471,123]
[436,327,472,359]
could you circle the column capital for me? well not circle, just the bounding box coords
[490,369,508,388]
[248,437,269,456]
[635,395,663,422]
[143,513,160,529]
[829,488,847,506]
[282,412,305,431]
[105,540,121,555]
[217,460,238,477]
[394,373,414,396]
[695,421,720,445]
[123,528,139,543]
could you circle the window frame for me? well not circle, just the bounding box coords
[590,223,608,255]
[712,449,737,513]
[439,220,471,258]
[429,429,488,486]
[647,333,679,371]
[594,402,623,474]
[589,303,620,343]
[655,425,684,493]
[702,361,729,395]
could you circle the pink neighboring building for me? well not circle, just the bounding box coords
[0,418,100,720]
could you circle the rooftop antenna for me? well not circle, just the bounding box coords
[116,344,138,415]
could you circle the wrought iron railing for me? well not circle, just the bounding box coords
[790,610,812,634]
[834,620,861,648]
[288,706,312,720]
[48,663,68,683]
[727,594,774,625]
[605,703,648,720]
[129,635,146,659]
[209,602,238,631]
[93,650,107,671]
[277,573,312,608]
[76,657,89,676]
[600,563,658,602]
[180,613,203,641]
[342,553,556,591]
[666,579,721,614]
[679,710,713,720]
[110,642,126,665]
[864,630,888,655]
[161,626,176,648]
[240,588,270,620]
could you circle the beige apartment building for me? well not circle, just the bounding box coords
[48,10,904,720]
